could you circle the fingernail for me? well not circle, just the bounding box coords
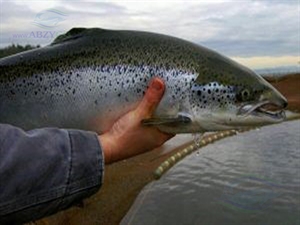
[152,79,163,91]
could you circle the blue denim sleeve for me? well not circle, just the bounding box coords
[0,124,104,224]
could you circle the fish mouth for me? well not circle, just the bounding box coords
[238,101,286,121]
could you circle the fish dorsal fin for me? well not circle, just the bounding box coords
[51,27,106,45]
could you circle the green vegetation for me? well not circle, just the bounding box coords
[0,44,40,59]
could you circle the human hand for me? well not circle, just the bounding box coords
[99,77,174,164]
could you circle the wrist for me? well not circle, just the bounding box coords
[98,133,112,164]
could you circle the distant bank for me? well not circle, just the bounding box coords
[255,65,300,78]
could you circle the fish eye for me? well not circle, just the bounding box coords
[241,89,250,101]
[236,88,251,102]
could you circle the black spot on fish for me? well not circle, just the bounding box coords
[208,89,211,94]
[118,93,121,97]
[197,90,201,96]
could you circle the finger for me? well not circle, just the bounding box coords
[136,77,165,117]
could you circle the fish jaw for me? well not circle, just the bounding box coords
[192,110,285,132]
[202,100,287,130]
[235,101,286,125]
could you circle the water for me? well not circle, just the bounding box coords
[122,120,300,225]
[255,65,300,77]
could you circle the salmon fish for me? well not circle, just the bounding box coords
[0,28,287,133]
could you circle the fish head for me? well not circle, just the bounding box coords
[191,52,287,130]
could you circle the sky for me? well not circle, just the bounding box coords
[0,0,299,69]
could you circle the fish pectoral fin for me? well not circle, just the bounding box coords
[141,115,191,126]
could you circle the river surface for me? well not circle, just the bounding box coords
[122,120,300,225]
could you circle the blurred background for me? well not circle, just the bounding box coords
[1,0,299,69]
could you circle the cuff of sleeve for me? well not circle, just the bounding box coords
[60,130,104,208]
[0,127,104,224]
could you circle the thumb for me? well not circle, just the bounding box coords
[136,77,165,118]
